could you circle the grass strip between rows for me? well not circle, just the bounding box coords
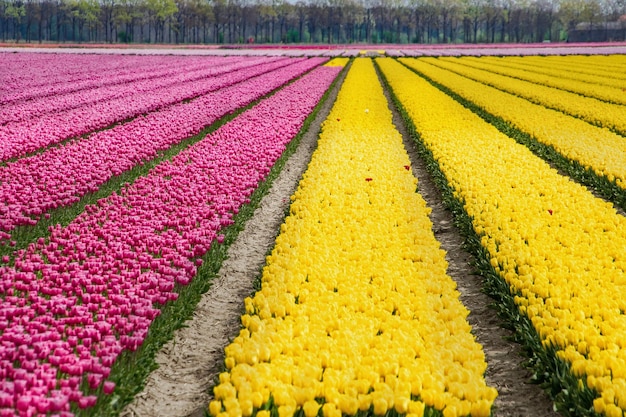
[80,59,346,417]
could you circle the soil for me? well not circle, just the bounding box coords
[121,61,562,417]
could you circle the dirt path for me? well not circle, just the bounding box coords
[121,59,560,417]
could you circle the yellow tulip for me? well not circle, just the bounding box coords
[240,400,253,417]
[302,400,321,417]
[209,401,223,416]
[338,395,359,416]
[394,396,410,414]
[251,391,264,409]
[278,405,296,417]
[470,399,493,417]
[408,400,426,416]
[322,402,341,417]
[372,396,388,416]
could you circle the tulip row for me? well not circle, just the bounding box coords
[396,46,615,58]
[398,58,626,194]
[324,57,350,67]
[0,56,295,162]
[209,58,497,417]
[511,55,626,79]
[462,56,626,91]
[420,57,626,136]
[446,56,626,106]
[0,56,249,125]
[0,57,329,244]
[0,53,170,101]
[378,56,626,417]
[0,63,342,415]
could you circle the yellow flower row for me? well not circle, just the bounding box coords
[325,58,350,67]
[481,55,626,90]
[209,58,496,417]
[449,56,626,105]
[377,56,626,417]
[419,57,626,135]
[359,50,386,55]
[398,58,626,189]
[515,55,626,79]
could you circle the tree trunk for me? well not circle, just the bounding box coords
[473,17,478,43]
[414,11,421,43]
[38,14,43,42]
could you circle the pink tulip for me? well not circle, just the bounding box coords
[0,392,13,407]
[0,62,340,415]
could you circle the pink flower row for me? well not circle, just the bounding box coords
[0,56,296,162]
[1,53,168,100]
[0,56,248,124]
[0,62,340,416]
[0,57,327,241]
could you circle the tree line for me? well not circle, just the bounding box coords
[1,0,625,45]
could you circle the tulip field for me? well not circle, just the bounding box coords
[209,58,497,417]
[2,48,626,417]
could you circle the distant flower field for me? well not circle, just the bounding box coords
[1,49,626,417]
